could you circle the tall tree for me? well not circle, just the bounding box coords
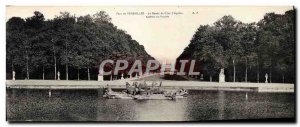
[6,17,26,79]
[54,12,76,80]
[176,9,294,83]
[214,15,243,82]
[238,22,257,82]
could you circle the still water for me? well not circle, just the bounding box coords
[6,89,294,121]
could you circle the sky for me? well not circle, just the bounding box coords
[6,6,293,63]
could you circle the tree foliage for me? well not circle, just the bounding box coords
[6,11,154,80]
[177,9,295,83]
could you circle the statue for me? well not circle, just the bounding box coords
[135,73,138,79]
[265,73,268,83]
[219,68,225,83]
[57,71,60,80]
[98,68,104,81]
[12,71,15,80]
[121,73,124,80]
[200,74,204,80]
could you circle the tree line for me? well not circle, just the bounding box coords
[177,9,295,83]
[6,11,154,80]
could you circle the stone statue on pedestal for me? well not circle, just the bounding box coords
[200,74,204,80]
[98,69,104,81]
[135,73,138,79]
[219,68,225,83]
[121,73,124,79]
[12,71,15,80]
[57,71,60,80]
[265,73,268,83]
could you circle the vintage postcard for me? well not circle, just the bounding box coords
[6,6,295,122]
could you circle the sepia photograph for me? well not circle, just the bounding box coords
[5,6,295,122]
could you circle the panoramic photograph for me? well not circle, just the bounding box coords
[5,6,295,122]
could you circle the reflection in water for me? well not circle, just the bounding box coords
[96,97,187,121]
[133,99,187,121]
[6,89,295,121]
[97,99,138,121]
[218,91,225,120]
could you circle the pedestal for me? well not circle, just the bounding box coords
[98,75,104,81]
[219,74,225,83]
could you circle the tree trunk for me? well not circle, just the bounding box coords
[233,60,235,82]
[245,58,248,83]
[88,67,90,80]
[282,73,284,83]
[257,70,259,83]
[210,75,212,82]
[65,36,68,80]
[77,68,80,80]
[43,65,45,80]
[257,59,260,83]
[11,63,13,79]
[66,64,68,80]
[54,57,56,80]
[26,50,29,80]
[52,38,56,80]
[269,70,272,83]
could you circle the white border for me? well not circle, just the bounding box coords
[0,0,299,127]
